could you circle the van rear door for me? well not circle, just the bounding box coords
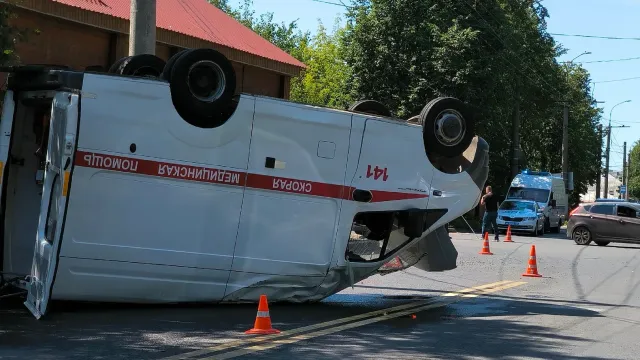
[24,92,78,319]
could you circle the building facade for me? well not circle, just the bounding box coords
[5,0,305,98]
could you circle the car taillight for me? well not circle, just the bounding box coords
[569,207,580,217]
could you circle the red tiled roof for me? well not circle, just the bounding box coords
[51,0,306,69]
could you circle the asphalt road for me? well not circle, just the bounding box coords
[2,230,640,360]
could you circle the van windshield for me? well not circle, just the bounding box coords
[507,187,550,203]
[500,200,535,212]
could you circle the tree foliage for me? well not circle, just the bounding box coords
[290,21,353,108]
[210,0,603,208]
[0,3,20,66]
[628,140,640,200]
[340,0,600,205]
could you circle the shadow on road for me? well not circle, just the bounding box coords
[0,290,618,360]
[271,297,613,360]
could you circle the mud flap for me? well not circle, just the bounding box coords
[412,226,458,272]
[378,225,457,274]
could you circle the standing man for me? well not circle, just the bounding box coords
[481,185,500,241]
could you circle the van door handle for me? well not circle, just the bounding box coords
[352,189,372,203]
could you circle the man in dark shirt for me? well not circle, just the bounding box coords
[481,185,500,241]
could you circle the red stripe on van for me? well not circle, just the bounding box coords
[75,151,246,187]
[75,151,428,202]
[246,173,347,199]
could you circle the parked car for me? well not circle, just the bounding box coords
[497,199,545,236]
[567,201,640,246]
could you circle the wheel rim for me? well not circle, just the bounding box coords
[187,60,226,102]
[573,228,590,244]
[433,109,466,147]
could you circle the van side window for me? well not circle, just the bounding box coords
[589,204,614,215]
[617,205,638,218]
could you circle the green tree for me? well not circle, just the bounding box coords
[207,0,235,14]
[0,3,20,66]
[628,140,640,200]
[340,0,601,202]
[290,20,353,108]
[208,0,310,59]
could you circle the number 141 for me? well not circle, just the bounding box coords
[366,165,388,181]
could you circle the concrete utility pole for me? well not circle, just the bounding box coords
[595,124,602,199]
[604,100,631,198]
[129,0,157,56]
[622,141,627,200]
[627,153,632,201]
[562,104,569,191]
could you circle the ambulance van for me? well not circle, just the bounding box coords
[0,48,489,318]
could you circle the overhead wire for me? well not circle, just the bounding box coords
[310,0,349,7]
[549,33,640,41]
[583,56,640,64]
[593,76,640,84]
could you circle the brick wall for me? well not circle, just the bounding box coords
[7,9,291,99]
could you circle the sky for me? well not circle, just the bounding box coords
[231,0,640,172]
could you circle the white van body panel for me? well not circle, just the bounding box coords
[52,75,255,302]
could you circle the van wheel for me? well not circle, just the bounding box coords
[348,100,392,117]
[112,54,166,78]
[420,97,475,158]
[161,49,189,81]
[108,56,131,73]
[167,48,237,128]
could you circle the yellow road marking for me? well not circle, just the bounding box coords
[206,281,527,360]
[161,280,515,360]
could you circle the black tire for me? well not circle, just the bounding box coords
[108,56,131,73]
[348,100,392,117]
[168,48,237,128]
[572,226,592,245]
[420,97,475,158]
[161,49,190,81]
[114,54,166,78]
[594,241,610,246]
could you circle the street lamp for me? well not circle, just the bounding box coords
[604,99,632,198]
[569,51,592,63]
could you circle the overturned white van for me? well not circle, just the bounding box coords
[0,48,489,319]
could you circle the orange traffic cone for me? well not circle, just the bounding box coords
[504,226,514,242]
[245,295,281,335]
[479,232,493,255]
[522,245,542,277]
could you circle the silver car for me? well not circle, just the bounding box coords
[497,199,545,236]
